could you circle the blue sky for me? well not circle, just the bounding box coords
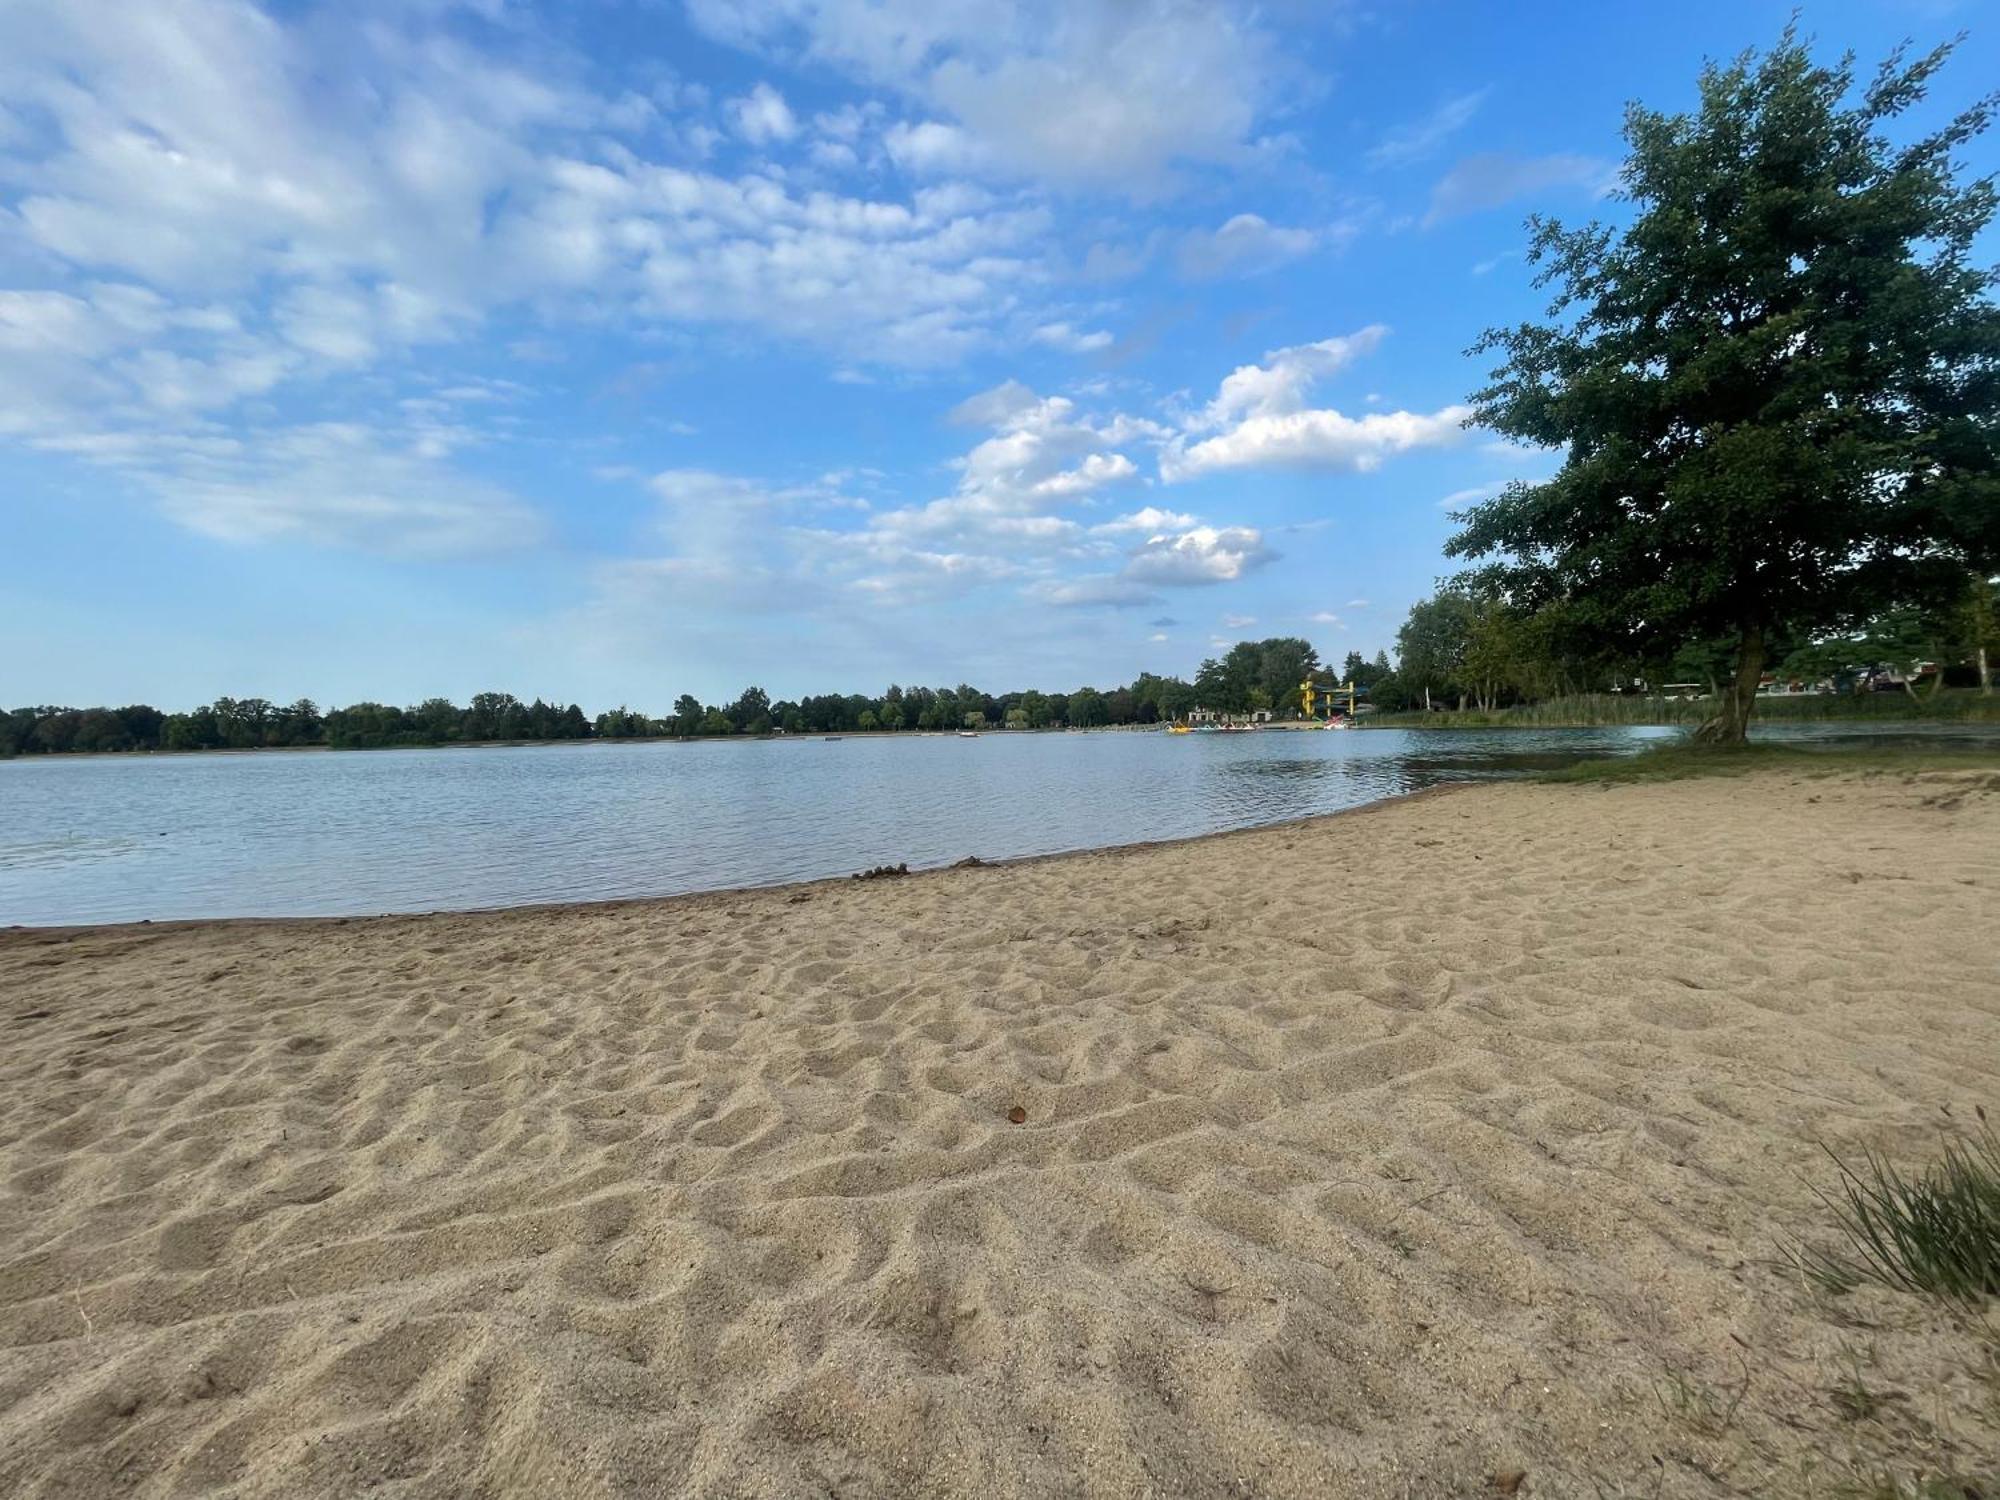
[3,0,1994,711]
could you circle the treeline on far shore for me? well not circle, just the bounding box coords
[0,695,594,758]
[2,640,1349,757]
[10,604,2000,760]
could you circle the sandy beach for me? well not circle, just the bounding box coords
[2,767,1997,1498]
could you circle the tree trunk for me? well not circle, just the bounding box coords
[1981,644,1992,696]
[1691,624,1765,746]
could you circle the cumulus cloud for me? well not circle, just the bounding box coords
[1191,325,1390,431]
[874,388,1141,551]
[601,374,1284,618]
[1124,525,1274,585]
[1167,406,1471,481]
[727,82,798,143]
[1177,213,1320,279]
[1093,506,1198,535]
[883,119,986,175]
[948,379,1044,427]
[1425,152,1613,226]
[1162,325,1470,481]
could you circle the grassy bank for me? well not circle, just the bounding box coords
[1362,689,2000,729]
[1542,742,2000,784]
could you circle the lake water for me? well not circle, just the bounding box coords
[2,721,1993,926]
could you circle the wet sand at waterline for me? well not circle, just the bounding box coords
[3,769,1997,1498]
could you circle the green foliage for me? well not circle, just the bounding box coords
[1067,687,1107,727]
[1365,688,2000,729]
[1192,637,1322,713]
[1393,592,1477,703]
[1449,30,2000,743]
[1793,1116,2000,1305]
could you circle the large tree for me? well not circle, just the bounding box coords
[1450,32,1999,742]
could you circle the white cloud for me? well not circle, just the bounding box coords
[1030,321,1114,353]
[1222,612,1256,628]
[599,374,1284,618]
[0,0,1076,397]
[1093,506,1197,535]
[815,104,871,141]
[808,138,858,170]
[1345,598,1368,608]
[1177,213,1321,279]
[1158,325,1470,481]
[1425,152,1613,226]
[728,82,798,144]
[1,0,1166,555]
[1309,610,1341,624]
[1124,524,1273,585]
[1031,576,1158,607]
[948,379,1043,427]
[1192,326,1390,430]
[1367,91,1488,168]
[1167,406,1472,481]
[141,422,543,557]
[1148,631,1168,641]
[877,389,1141,551]
[685,0,1300,194]
[884,120,986,175]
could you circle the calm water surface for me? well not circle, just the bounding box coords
[2,722,1992,926]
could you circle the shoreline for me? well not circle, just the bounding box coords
[3,766,1997,1495]
[9,745,1998,933]
[7,706,1998,763]
[0,781,1471,939]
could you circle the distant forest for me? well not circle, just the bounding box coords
[12,582,1997,759]
[2,639,1393,757]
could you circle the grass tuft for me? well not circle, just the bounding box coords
[1793,1114,2000,1306]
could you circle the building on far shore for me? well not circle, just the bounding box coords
[1185,705,1275,726]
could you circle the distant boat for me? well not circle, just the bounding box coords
[957,730,979,738]
[824,735,843,741]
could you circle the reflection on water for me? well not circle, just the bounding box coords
[0,720,1987,925]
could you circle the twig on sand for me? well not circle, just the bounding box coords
[71,1282,93,1336]
[1181,1272,1277,1304]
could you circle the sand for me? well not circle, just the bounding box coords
[2,767,1998,1498]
